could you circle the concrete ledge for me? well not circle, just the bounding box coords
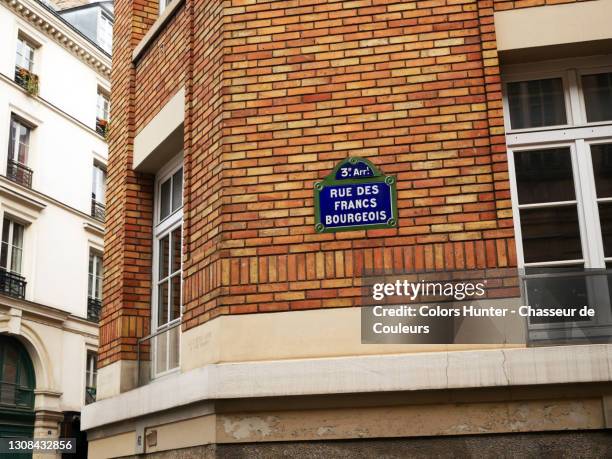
[494,0,612,52]
[82,344,612,430]
[133,87,184,173]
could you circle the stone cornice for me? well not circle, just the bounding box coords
[2,0,111,78]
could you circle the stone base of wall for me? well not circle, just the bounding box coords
[126,430,612,459]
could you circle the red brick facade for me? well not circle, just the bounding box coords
[99,0,591,367]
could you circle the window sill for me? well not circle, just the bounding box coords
[132,0,185,64]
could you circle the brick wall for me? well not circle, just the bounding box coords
[180,0,517,329]
[102,0,602,366]
[99,0,158,366]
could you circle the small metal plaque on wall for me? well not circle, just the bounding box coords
[314,157,398,233]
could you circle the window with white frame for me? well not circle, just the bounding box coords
[503,57,612,332]
[0,218,24,275]
[15,37,35,72]
[152,157,183,376]
[85,350,97,404]
[97,11,113,54]
[92,163,106,205]
[88,250,103,301]
[8,116,31,166]
[96,90,110,122]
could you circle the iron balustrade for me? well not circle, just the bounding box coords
[87,297,102,322]
[0,269,26,299]
[521,268,612,344]
[6,159,33,188]
[91,198,105,222]
[96,118,108,137]
[85,386,96,405]
[14,65,39,95]
[136,320,181,387]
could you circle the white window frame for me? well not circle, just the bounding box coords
[88,250,103,301]
[503,56,612,334]
[96,89,110,122]
[85,349,97,404]
[92,162,107,205]
[15,35,35,72]
[0,217,25,275]
[8,115,32,166]
[151,153,183,378]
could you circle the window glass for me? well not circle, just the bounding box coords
[157,282,169,327]
[507,78,567,129]
[85,351,97,404]
[9,117,30,164]
[170,275,181,321]
[591,143,612,198]
[159,236,169,280]
[15,38,34,71]
[582,72,612,123]
[97,91,110,121]
[520,206,582,263]
[92,164,107,204]
[0,219,24,274]
[88,252,104,299]
[0,223,8,270]
[171,168,183,212]
[10,224,23,274]
[598,202,612,258]
[514,147,575,205]
[171,226,181,274]
[159,179,171,221]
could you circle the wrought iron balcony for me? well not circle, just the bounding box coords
[0,268,26,300]
[91,197,105,222]
[6,159,33,188]
[14,65,39,96]
[85,386,96,405]
[96,117,108,138]
[87,297,102,322]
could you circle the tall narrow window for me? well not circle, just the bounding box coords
[7,116,33,188]
[97,12,113,54]
[0,218,26,299]
[14,36,38,96]
[87,251,103,322]
[153,161,183,376]
[85,351,97,404]
[8,116,30,166]
[0,218,24,275]
[15,37,34,72]
[504,60,612,342]
[91,164,106,221]
[96,90,110,138]
[96,91,110,122]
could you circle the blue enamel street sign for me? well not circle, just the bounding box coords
[314,157,398,233]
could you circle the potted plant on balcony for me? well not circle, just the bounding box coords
[96,118,109,139]
[16,67,39,96]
